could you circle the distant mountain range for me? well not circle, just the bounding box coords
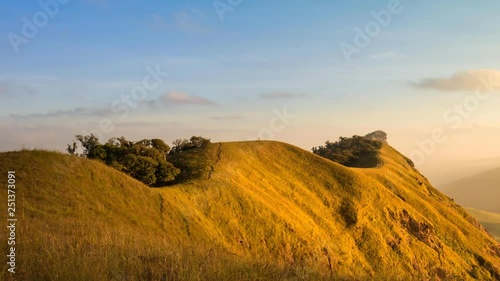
[441,167,500,213]
[426,157,500,187]
[467,208,500,243]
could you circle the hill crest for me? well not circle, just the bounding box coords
[1,141,499,280]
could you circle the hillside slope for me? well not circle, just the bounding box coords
[441,167,500,213]
[1,142,500,280]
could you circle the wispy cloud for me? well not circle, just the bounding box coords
[259,92,310,99]
[154,91,215,106]
[0,80,37,96]
[369,52,405,60]
[112,121,180,129]
[470,123,500,130]
[210,115,243,120]
[152,9,210,33]
[7,91,214,120]
[9,107,110,119]
[413,69,500,92]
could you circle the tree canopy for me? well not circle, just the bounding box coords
[170,136,211,154]
[75,134,180,186]
[312,135,382,167]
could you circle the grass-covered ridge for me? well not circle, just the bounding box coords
[1,142,500,280]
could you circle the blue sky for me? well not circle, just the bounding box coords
[2,0,500,182]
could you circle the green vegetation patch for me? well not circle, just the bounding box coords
[312,135,383,168]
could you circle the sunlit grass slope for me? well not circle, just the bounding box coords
[467,208,500,243]
[1,142,499,280]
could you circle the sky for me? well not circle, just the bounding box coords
[1,0,500,184]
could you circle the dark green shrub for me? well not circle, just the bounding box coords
[74,134,180,187]
[312,135,382,167]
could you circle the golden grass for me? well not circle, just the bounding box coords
[0,143,499,280]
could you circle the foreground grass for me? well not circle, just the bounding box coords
[0,143,499,280]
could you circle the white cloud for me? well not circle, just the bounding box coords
[413,69,500,92]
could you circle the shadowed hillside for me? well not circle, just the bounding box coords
[441,167,500,213]
[1,142,500,280]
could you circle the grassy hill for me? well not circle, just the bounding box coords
[441,167,500,213]
[467,208,500,243]
[1,142,500,280]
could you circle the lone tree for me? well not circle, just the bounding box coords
[73,134,180,187]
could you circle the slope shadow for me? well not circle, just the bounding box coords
[347,151,384,168]
[167,143,220,185]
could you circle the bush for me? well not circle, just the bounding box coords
[312,135,382,167]
[170,136,211,154]
[74,134,180,187]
